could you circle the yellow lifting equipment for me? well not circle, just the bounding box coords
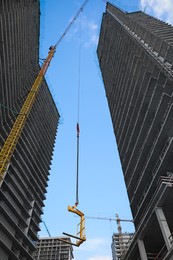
[58,123,86,247]
[0,0,88,246]
[62,205,86,247]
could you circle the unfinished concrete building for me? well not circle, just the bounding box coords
[112,232,134,260]
[33,237,74,260]
[97,2,173,259]
[0,0,59,259]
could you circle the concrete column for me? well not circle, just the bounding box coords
[137,239,148,260]
[155,207,172,250]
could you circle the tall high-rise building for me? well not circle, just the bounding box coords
[0,1,59,259]
[33,237,74,260]
[98,2,173,259]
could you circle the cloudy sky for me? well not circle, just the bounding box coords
[39,1,173,260]
[141,0,173,23]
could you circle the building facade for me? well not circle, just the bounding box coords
[112,232,133,260]
[98,2,173,259]
[33,237,74,260]
[0,0,59,259]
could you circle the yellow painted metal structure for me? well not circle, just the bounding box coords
[0,46,56,181]
[58,205,86,247]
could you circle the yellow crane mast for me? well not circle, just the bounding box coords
[0,46,55,180]
[0,0,89,247]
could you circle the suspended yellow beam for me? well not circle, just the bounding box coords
[57,205,86,247]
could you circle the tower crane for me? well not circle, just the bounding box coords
[84,214,133,235]
[0,0,89,247]
[42,220,51,237]
[85,214,134,257]
[85,214,133,226]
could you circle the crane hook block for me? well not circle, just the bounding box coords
[57,205,86,247]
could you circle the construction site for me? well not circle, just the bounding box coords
[0,0,173,259]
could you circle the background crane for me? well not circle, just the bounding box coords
[85,214,133,225]
[85,214,134,258]
[84,214,133,236]
[42,220,51,237]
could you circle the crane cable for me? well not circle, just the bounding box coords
[76,122,79,206]
[57,5,86,247]
[75,15,82,207]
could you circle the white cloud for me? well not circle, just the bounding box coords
[74,237,112,260]
[81,18,99,47]
[77,238,108,251]
[87,256,112,260]
[84,20,99,47]
[68,15,99,47]
[140,0,173,24]
[84,34,99,48]
[88,22,98,31]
